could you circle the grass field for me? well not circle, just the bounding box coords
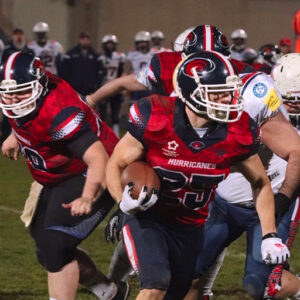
[0,155,299,300]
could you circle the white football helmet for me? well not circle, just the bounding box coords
[272,53,300,128]
[151,30,164,40]
[231,29,247,40]
[173,27,195,52]
[102,34,118,44]
[33,22,49,33]
[134,31,151,42]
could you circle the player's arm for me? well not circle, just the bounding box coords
[235,154,290,264]
[260,111,300,200]
[62,140,109,216]
[86,73,148,106]
[235,154,276,236]
[1,131,19,160]
[106,132,145,203]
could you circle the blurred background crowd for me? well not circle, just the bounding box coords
[0,0,300,142]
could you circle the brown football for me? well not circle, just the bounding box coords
[121,161,161,199]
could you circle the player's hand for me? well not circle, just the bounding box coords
[104,208,124,243]
[261,233,290,265]
[1,133,19,160]
[274,193,293,225]
[119,183,158,215]
[62,197,93,216]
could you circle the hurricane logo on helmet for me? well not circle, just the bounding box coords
[30,58,45,78]
[183,32,197,50]
[218,33,229,49]
[183,58,216,79]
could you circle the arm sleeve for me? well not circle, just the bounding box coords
[50,106,99,158]
[126,98,152,143]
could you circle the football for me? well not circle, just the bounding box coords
[121,161,161,199]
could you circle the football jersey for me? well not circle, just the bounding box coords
[125,50,153,74]
[216,72,289,205]
[10,73,118,186]
[150,47,172,55]
[99,51,126,83]
[137,51,253,97]
[127,95,260,226]
[28,40,63,74]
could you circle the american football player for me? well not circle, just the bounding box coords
[0,52,128,300]
[184,54,300,300]
[28,22,63,74]
[105,51,289,300]
[230,28,256,64]
[253,44,282,74]
[98,34,126,136]
[150,30,171,54]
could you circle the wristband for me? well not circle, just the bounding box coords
[262,232,278,240]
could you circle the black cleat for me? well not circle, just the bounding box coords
[112,281,130,300]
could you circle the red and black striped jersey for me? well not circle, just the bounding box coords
[10,73,118,186]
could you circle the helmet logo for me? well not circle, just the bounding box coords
[183,58,216,78]
[218,33,229,49]
[183,32,197,49]
[30,58,45,78]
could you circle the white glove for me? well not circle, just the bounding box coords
[261,234,290,265]
[119,184,158,215]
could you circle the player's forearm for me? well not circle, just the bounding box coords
[81,142,109,201]
[106,158,124,204]
[278,150,300,200]
[255,183,277,236]
[87,74,147,105]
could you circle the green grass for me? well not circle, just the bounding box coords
[0,155,299,299]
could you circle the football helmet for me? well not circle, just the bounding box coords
[0,52,48,119]
[33,22,49,45]
[173,27,195,52]
[271,53,300,128]
[102,34,118,44]
[173,51,243,123]
[231,29,248,40]
[258,44,281,66]
[134,31,151,42]
[33,22,49,33]
[182,25,231,57]
[151,30,164,40]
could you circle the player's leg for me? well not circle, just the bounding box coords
[243,198,300,299]
[108,239,133,282]
[110,95,123,137]
[184,195,247,300]
[122,214,169,300]
[30,174,118,300]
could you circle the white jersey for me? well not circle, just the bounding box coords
[216,72,291,205]
[99,51,126,83]
[126,50,153,74]
[28,40,63,74]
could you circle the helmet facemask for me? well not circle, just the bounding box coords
[187,70,244,123]
[0,79,44,118]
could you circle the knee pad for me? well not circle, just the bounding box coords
[243,273,266,300]
[36,230,78,272]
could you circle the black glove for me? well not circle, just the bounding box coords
[274,193,293,225]
[104,208,124,243]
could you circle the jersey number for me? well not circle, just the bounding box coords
[22,146,47,171]
[154,167,225,210]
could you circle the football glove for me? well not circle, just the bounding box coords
[261,232,290,265]
[274,193,293,225]
[104,208,124,243]
[119,183,158,215]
